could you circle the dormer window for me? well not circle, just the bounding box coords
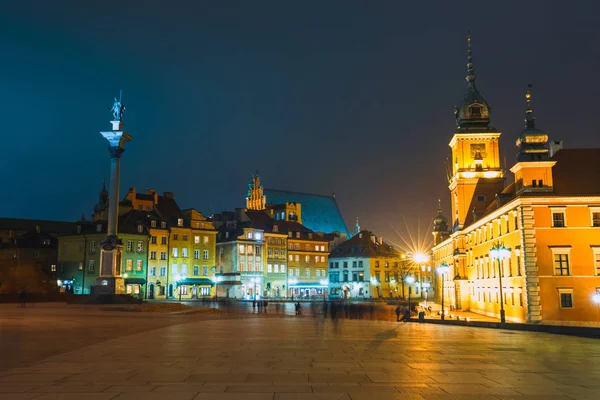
[96,224,102,232]
[137,225,143,233]
[177,218,183,227]
[151,220,156,228]
[469,105,482,116]
[161,222,166,229]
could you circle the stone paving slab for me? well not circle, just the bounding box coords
[1,310,600,399]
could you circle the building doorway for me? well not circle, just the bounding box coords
[149,283,155,299]
[169,284,174,298]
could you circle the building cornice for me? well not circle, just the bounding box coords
[449,132,502,147]
[510,161,557,174]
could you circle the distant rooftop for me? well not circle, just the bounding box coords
[263,189,349,236]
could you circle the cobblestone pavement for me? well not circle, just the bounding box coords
[1,306,600,399]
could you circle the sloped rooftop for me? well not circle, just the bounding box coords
[263,189,349,236]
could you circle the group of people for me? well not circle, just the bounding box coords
[251,299,269,313]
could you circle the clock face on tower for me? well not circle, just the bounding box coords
[470,143,487,158]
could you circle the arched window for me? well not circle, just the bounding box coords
[469,105,482,116]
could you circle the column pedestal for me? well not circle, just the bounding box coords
[94,235,126,294]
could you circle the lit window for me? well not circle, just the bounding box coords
[248,232,253,239]
[203,250,209,260]
[591,208,600,227]
[151,220,157,228]
[268,264,272,273]
[89,242,96,252]
[137,241,144,252]
[89,260,95,271]
[126,260,133,271]
[51,264,56,272]
[203,236,209,244]
[172,248,178,257]
[558,289,574,309]
[274,264,279,273]
[551,208,566,227]
[137,225,143,233]
[136,260,143,271]
[316,269,321,277]
[178,218,183,227]
[182,248,188,258]
[203,266,208,276]
[194,250,200,259]
[126,241,133,252]
[239,245,245,254]
[150,267,156,276]
[321,256,325,262]
[150,251,156,260]
[305,268,310,277]
[593,249,600,276]
[553,253,570,276]
[161,222,166,229]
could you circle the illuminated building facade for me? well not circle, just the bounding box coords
[432,37,600,324]
[329,230,404,299]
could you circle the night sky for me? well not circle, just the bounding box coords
[2,1,600,249]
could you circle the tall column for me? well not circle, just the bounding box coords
[95,95,132,295]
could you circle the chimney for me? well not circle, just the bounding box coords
[163,192,174,199]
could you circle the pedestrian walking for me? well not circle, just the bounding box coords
[19,291,27,308]
[395,305,401,322]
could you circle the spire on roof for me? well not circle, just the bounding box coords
[466,31,476,84]
[355,217,360,235]
[525,83,536,129]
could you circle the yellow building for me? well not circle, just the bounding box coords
[432,39,600,324]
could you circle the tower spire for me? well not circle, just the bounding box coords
[355,217,360,235]
[525,84,536,129]
[466,32,476,84]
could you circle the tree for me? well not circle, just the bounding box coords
[392,259,416,299]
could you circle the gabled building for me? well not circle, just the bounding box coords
[431,37,600,324]
[0,226,62,294]
[329,230,404,299]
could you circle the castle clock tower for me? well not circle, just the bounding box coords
[448,35,505,230]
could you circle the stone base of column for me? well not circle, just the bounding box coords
[94,276,126,295]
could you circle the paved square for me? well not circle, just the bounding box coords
[1,305,600,399]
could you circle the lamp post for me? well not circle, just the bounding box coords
[490,241,511,324]
[437,264,449,320]
[212,275,221,301]
[176,274,183,302]
[422,281,431,308]
[405,275,415,316]
[251,277,261,300]
[592,293,600,321]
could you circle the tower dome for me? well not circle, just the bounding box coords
[454,34,494,132]
[516,85,549,162]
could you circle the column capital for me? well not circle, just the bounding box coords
[108,146,125,158]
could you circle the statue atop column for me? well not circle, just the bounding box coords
[109,90,126,121]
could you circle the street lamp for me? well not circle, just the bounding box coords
[592,293,600,321]
[437,264,449,320]
[490,241,511,324]
[422,281,431,308]
[405,275,415,316]
[212,275,221,301]
[176,274,183,302]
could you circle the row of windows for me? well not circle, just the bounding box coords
[239,245,262,256]
[467,212,518,246]
[125,259,144,271]
[148,265,210,277]
[287,244,327,252]
[288,255,326,263]
[474,286,524,307]
[329,260,396,269]
[551,251,600,276]
[266,264,286,273]
[170,234,210,244]
[171,248,210,259]
[236,262,263,272]
[475,256,521,279]
[551,208,600,228]
[287,268,326,277]
[267,249,286,259]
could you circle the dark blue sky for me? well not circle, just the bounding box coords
[2,1,599,247]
